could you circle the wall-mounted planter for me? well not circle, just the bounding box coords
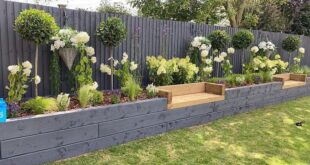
[0,78,310,165]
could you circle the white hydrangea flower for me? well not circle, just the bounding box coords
[130,61,138,71]
[251,46,259,53]
[92,81,98,89]
[157,65,166,75]
[258,41,267,50]
[294,57,301,63]
[191,40,201,48]
[121,52,129,64]
[71,32,90,44]
[201,50,209,57]
[91,57,97,64]
[299,47,305,54]
[8,65,19,75]
[203,66,213,73]
[85,47,95,56]
[214,57,223,63]
[22,61,32,69]
[34,75,41,85]
[205,58,212,65]
[114,60,119,67]
[23,68,31,77]
[227,47,235,54]
[51,45,55,52]
[100,64,112,75]
[200,44,207,50]
[219,52,227,58]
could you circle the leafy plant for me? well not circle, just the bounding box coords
[56,93,70,111]
[121,78,142,101]
[146,84,158,98]
[77,83,103,108]
[21,97,59,114]
[208,30,230,51]
[96,17,127,90]
[15,9,59,96]
[282,35,301,52]
[232,30,254,49]
[74,47,94,87]
[6,61,32,103]
[111,94,121,104]
[49,52,61,95]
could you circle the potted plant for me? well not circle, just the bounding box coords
[96,17,127,90]
[15,9,59,96]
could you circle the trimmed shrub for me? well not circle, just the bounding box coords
[232,30,254,49]
[207,30,230,51]
[282,35,301,52]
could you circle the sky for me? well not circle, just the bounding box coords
[9,0,136,13]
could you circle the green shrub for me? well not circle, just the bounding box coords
[121,78,142,101]
[111,95,121,104]
[302,66,310,76]
[208,30,230,51]
[90,90,104,106]
[78,84,103,108]
[21,97,59,114]
[96,17,127,47]
[15,9,59,44]
[232,30,254,49]
[282,35,301,52]
[56,93,70,111]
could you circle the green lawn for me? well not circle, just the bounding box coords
[49,97,310,165]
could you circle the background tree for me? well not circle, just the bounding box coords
[15,9,59,96]
[97,0,130,15]
[291,3,310,36]
[96,17,127,90]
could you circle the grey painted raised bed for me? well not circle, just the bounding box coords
[1,78,310,165]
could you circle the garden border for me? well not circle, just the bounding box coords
[1,78,310,165]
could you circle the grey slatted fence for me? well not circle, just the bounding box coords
[0,0,310,97]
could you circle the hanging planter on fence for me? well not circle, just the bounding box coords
[59,48,78,70]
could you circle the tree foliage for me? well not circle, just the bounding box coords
[232,30,254,49]
[282,35,301,52]
[97,0,130,15]
[96,17,127,47]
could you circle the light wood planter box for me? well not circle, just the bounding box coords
[158,82,225,110]
[273,73,307,89]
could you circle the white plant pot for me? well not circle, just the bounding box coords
[59,48,78,70]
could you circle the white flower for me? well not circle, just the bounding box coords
[85,47,95,56]
[294,57,301,63]
[91,57,97,64]
[205,59,212,65]
[227,47,235,54]
[100,64,112,75]
[258,41,267,50]
[251,46,259,53]
[191,40,201,48]
[34,75,41,85]
[23,68,31,77]
[8,65,19,75]
[22,61,32,69]
[299,47,305,54]
[219,52,227,58]
[203,66,213,73]
[92,81,98,89]
[157,65,166,75]
[214,57,223,63]
[71,32,90,44]
[121,52,129,64]
[51,45,55,52]
[201,50,209,57]
[146,83,158,94]
[114,60,119,67]
[200,44,207,50]
[130,62,138,71]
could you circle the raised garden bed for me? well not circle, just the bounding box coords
[0,78,310,165]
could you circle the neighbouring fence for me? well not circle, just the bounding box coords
[1,0,310,98]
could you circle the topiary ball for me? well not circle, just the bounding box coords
[282,35,301,52]
[232,30,254,49]
[207,30,230,51]
[15,9,59,44]
[96,17,127,47]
